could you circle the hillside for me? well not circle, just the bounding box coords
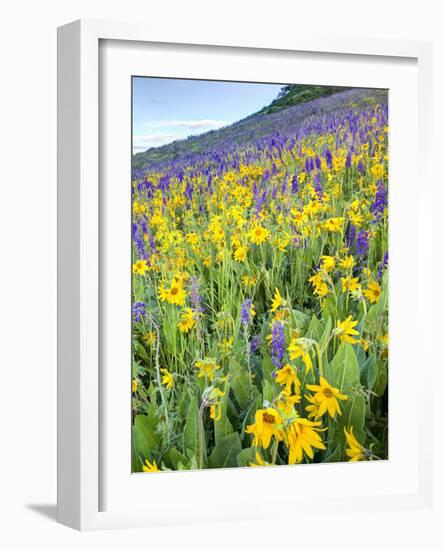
[256,84,347,115]
[132,86,387,173]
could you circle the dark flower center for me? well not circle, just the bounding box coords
[263,412,276,424]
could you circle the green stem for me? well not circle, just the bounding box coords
[198,400,206,469]
[313,341,324,379]
[271,439,279,465]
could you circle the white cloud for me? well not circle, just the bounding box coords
[144,119,228,130]
[133,133,180,152]
[133,119,230,153]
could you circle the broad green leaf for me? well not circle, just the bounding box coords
[327,343,360,392]
[133,339,149,362]
[292,309,310,330]
[132,414,161,466]
[373,362,388,396]
[183,396,205,460]
[319,316,333,352]
[230,360,251,408]
[322,443,343,463]
[306,314,322,341]
[328,392,366,456]
[261,352,275,385]
[131,435,142,472]
[169,447,188,470]
[263,380,276,403]
[237,447,256,467]
[367,357,380,391]
[209,432,242,469]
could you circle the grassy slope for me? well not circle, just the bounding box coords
[132,85,367,171]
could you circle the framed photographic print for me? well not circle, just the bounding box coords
[57,20,434,530]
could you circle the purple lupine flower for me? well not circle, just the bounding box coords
[271,321,285,368]
[346,224,357,248]
[378,251,389,278]
[241,299,254,325]
[315,155,321,170]
[250,335,261,353]
[132,301,146,322]
[313,172,323,199]
[281,178,287,195]
[132,223,147,260]
[325,148,333,170]
[291,174,299,194]
[370,180,387,221]
[357,159,365,174]
[356,230,369,257]
[345,151,352,169]
[189,276,204,314]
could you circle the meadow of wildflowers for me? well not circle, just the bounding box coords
[131,85,388,473]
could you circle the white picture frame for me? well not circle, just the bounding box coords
[57,19,434,531]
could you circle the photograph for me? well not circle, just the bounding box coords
[130,77,389,473]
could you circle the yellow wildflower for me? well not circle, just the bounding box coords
[321,255,335,272]
[234,245,248,262]
[274,363,301,394]
[218,336,234,354]
[286,417,326,464]
[242,274,257,288]
[335,316,359,344]
[344,427,365,461]
[195,359,220,382]
[306,376,348,418]
[143,331,157,346]
[249,450,272,467]
[143,459,160,473]
[270,288,284,313]
[308,271,328,297]
[248,224,270,245]
[208,388,225,422]
[160,368,174,389]
[276,390,301,415]
[341,275,361,293]
[178,307,196,333]
[287,337,313,372]
[340,255,355,270]
[133,259,149,275]
[158,278,186,306]
[323,217,345,233]
[245,408,284,449]
[363,280,382,304]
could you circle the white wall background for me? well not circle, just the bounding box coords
[0,1,441,547]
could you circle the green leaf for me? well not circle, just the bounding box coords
[319,316,333,352]
[133,339,149,362]
[327,343,360,392]
[367,356,379,391]
[292,309,310,330]
[262,380,276,403]
[322,443,343,463]
[214,384,234,445]
[132,414,161,466]
[183,395,203,458]
[169,447,188,470]
[306,314,322,341]
[209,433,242,469]
[237,447,256,467]
[230,360,251,408]
[373,362,388,396]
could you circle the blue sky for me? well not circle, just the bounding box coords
[132,77,283,153]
